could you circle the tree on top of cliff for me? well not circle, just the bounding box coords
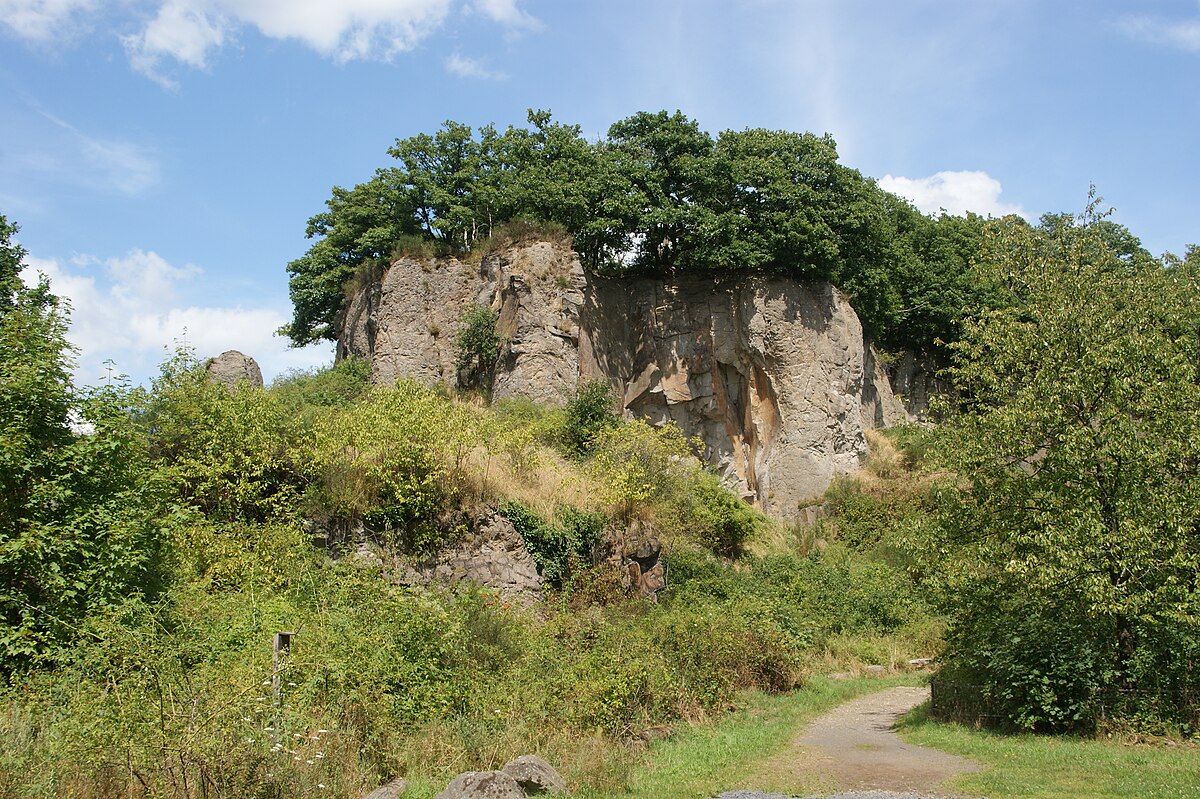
[282,109,996,354]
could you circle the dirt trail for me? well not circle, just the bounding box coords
[744,686,982,797]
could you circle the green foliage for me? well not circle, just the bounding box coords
[270,357,373,411]
[454,304,501,392]
[143,348,305,523]
[283,110,999,355]
[562,379,618,454]
[282,172,421,345]
[666,546,931,656]
[928,197,1200,731]
[674,472,760,558]
[0,218,165,670]
[587,419,695,518]
[499,501,604,587]
[304,382,476,551]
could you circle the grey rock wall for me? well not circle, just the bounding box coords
[339,240,910,519]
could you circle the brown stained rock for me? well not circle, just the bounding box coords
[501,755,567,795]
[435,770,526,799]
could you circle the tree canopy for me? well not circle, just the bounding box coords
[928,199,1200,730]
[283,110,997,354]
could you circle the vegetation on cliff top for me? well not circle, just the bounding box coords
[282,109,1006,353]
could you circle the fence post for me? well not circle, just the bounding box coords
[272,631,294,707]
[271,631,294,744]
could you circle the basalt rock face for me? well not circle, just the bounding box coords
[339,240,909,518]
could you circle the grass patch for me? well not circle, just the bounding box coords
[588,675,923,799]
[898,703,1200,799]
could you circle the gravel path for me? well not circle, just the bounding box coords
[719,686,983,799]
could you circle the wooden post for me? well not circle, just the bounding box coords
[272,631,294,708]
[271,631,294,745]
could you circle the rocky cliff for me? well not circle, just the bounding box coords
[339,239,909,518]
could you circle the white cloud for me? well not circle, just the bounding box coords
[3,0,542,82]
[20,249,331,386]
[0,0,97,43]
[878,170,1025,218]
[123,0,229,87]
[1117,10,1200,52]
[471,0,542,33]
[444,52,505,79]
[124,0,456,78]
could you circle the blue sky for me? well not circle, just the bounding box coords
[2,0,1198,386]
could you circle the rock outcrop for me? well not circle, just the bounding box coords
[437,756,567,799]
[339,240,909,518]
[500,755,567,795]
[362,778,409,799]
[205,350,263,389]
[436,771,526,799]
[597,520,666,600]
[394,510,543,601]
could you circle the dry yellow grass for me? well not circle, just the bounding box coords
[462,443,605,519]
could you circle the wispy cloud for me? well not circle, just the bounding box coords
[121,0,544,84]
[1117,7,1200,52]
[123,0,229,88]
[35,109,161,195]
[445,52,506,80]
[878,170,1026,218]
[20,249,331,385]
[0,0,98,43]
[471,0,543,33]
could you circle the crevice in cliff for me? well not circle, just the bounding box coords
[748,363,781,505]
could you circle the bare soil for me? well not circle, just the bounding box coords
[742,686,982,797]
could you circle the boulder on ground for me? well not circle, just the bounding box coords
[205,350,263,389]
[363,777,408,799]
[435,770,526,799]
[501,755,567,795]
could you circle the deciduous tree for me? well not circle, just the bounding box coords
[930,198,1200,730]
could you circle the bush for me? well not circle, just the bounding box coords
[270,357,372,410]
[562,380,618,454]
[587,419,694,518]
[303,382,475,552]
[455,304,501,392]
[0,239,166,668]
[500,501,605,587]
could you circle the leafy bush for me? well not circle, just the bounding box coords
[455,304,501,392]
[669,471,759,558]
[303,382,476,552]
[500,501,605,587]
[142,350,306,523]
[270,357,372,411]
[562,380,618,454]
[587,419,694,518]
[0,223,166,669]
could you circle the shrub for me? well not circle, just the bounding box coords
[562,380,618,454]
[455,304,501,392]
[270,357,372,410]
[500,501,605,587]
[587,419,694,518]
[302,382,471,552]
